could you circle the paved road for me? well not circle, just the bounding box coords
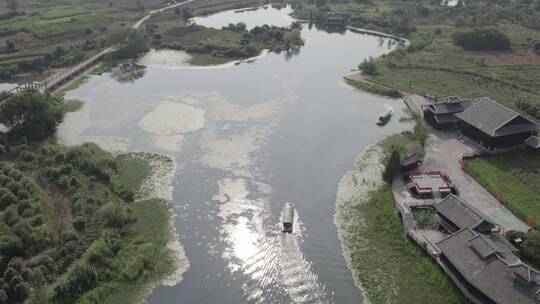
[422,129,529,231]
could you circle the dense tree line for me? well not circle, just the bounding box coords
[452,27,511,51]
[162,22,304,60]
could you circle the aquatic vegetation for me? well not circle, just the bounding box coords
[139,101,205,136]
[138,49,193,69]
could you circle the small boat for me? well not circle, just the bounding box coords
[376,109,392,125]
[282,203,294,233]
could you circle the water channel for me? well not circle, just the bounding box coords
[58,5,413,304]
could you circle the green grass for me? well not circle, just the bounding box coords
[189,52,232,65]
[80,198,175,304]
[59,76,90,94]
[345,79,402,98]
[113,153,153,195]
[465,150,540,226]
[352,186,462,304]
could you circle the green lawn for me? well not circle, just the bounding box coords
[465,150,540,226]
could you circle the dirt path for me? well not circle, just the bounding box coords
[133,0,196,29]
[42,0,198,93]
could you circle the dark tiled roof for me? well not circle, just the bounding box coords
[525,136,540,149]
[469,234,497,258]
[495,124,539,137]
[509,264,540,283]
[427,100,475,115]
[434,114,458,124]
[455,98,538,136]
[435,195,491,230]
[437,228,540,304]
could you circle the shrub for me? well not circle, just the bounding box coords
[54,153,65,163]
[52,262,99,303]
[0,192,17,209]
[16,199,31,215]
[358,58,377,75]
[46,168,60,180]
[59,165,72,175]
[12,220,32,244]
[73,217,85,232]
[6,181,22,195]
[99,202,129,228]
[16,190,29,200]
[0,236,23,257]
[69,176,80,187]
[8,169,22,181]
[452,28,511,51]
[119,190,134,203]
[0,188,9,199]
[57,176,70,190]
[19,151,35,162]
[29,214,44,227]
[20,208,34,219]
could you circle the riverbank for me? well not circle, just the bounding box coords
[335,116,463,303]
[79,152,188,304]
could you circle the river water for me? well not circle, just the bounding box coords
[58,5,413,304]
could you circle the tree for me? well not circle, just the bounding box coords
[0,90,63,140]
[112,30,149,60]
[522,232,540,267]
[358,58,377,75]
[0,192,17,210]
[383,149,400,183]
[26,269,49,304]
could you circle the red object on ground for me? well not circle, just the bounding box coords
[528,216,535,228]
[496,190,501,200]
[460,159,467,171]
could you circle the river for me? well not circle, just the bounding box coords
[58,5,413,304]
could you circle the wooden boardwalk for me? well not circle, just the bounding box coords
[7,0,196,95]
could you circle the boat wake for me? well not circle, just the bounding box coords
[241,216,330,304]
[216,178,330,303]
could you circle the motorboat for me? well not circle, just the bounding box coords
[376,109,392,125]
[282,203,294,233]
